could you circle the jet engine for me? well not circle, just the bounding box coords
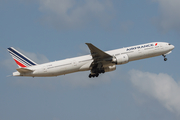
[112,54,129,65]
[104,65,116,72]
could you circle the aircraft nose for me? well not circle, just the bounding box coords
[171,45,175,50]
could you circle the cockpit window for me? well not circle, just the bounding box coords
[168,43,171,45]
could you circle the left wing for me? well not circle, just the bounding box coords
[85,43,112,62]
[86,43,114,77]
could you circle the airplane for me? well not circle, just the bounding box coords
[7,42,174,78]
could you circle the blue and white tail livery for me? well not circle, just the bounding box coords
[7,47,37,68]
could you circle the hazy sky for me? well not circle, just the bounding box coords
[0,0,180,120]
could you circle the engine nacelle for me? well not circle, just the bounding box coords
[112,54,129,65]
[104,65,116,72]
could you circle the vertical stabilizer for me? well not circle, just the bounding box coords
[7,47,37,68]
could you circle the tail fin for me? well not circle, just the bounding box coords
[7,47,37,68]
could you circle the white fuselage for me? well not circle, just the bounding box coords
[13,42,174,77]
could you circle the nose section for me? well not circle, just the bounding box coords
[171,45,175,50]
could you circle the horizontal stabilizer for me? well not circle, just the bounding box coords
[16,68,34,73]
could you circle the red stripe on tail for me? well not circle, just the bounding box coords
[13,59,26,68]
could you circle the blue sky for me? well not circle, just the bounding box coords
[0,0,180,120]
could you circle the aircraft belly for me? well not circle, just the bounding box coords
[79,61,92,71]
[128,51,142,61]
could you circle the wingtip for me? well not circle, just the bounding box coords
[85,43,92,46]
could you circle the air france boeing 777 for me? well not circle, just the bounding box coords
[7,42,174,78]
